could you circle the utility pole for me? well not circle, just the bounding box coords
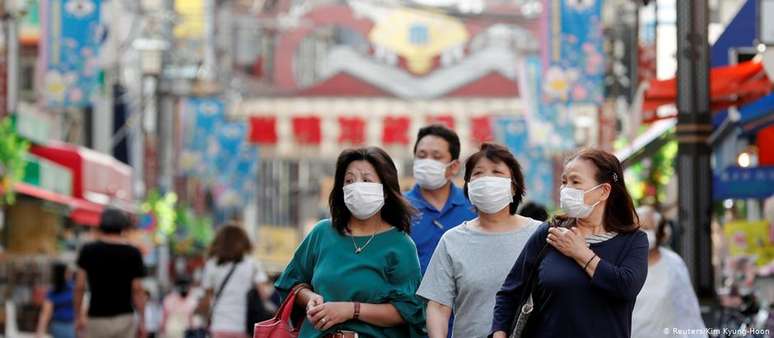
[675,0,714,299]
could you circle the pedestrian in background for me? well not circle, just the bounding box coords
[632,206,707,338]
[74,207,147,338]
[144,290,163,338]
[202,224,270,338]
[418,143,541,338]
[275,147,426,338]
[406,125,476,275]
[163,276,204,338]
[490,148,648,338]
[518,202,549,222]
[35,262,75,338]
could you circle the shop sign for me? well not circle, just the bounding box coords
[23,154,72,196]
[254,225,300,272]
[714,166,774,200]
[724,220,774,266]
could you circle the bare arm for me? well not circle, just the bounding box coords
[132,278,146,335]
[308,301,404,330]
[426,301,452,338]
[35,300,53,338]
[74,269,87,329]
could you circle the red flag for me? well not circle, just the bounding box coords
[338,117,366,144]
[382,116,411,145]
[292,116,322,145]
[248,116,278,145]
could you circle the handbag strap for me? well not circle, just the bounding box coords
[276,284,310,323]
[212,261,239,313]
[510,225,553,330]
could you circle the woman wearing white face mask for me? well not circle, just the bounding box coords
[275,147,426,338]
[491,148,648,338]
[632,206,707,338]
[417,143,542,338]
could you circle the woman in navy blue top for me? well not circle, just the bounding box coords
[36,263,76,338]
[490,149,648,338]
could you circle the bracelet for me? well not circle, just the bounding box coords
[583,254,597,270]
[353,302,361,320]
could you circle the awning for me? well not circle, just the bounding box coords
[29,142,133,207]
[615,118,677,168]
[714,166,774,200]
[643,61,772,114]
[738,93,774,135]
[11,182,104,226]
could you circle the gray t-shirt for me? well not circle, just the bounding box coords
[417,218,541,338]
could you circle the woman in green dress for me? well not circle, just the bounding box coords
[275,147,426,338]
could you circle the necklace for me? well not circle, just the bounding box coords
[349,231,377,254]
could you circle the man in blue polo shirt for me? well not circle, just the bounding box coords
[406,125,476,275]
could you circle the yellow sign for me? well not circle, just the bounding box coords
[174,0,204,39]
[255,225,301,273]
[724,220,774,266]
[369,8,469,75]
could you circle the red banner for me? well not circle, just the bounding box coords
[382,116,411,145]
[248,116,278,144]
[292,116,322,145]
[427,115,455,129]
[338,117,366,144]
[471,116,494,143]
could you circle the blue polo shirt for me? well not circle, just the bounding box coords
[406,184,476,275]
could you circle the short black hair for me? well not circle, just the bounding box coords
[99,207,131,234]
[464,143,526,215]
[413,124,461,160]
[519,202,548,222]
[329,147,416,234]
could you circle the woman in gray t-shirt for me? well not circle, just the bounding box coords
[417,143,541,338]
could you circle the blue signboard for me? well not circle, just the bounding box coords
[714,166,774,200]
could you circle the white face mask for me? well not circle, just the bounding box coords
[467,176,514,214]
[413,159,451,190]
[560,184,604,219]
[343,182,385,220]
[643,229,657,250]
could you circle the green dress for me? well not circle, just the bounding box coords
[275,219,426,338]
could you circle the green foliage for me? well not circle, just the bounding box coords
[0,117,29,205]
[142,189,178,237]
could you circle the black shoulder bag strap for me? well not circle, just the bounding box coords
[210,261,239,319]
[509,225,553,334]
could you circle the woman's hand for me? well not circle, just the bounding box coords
[492,331,508,338]
[305,293,324,312]
[308,302,354,331]
[546,227,592,261]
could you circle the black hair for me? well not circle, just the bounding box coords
[99,207,131,234]
[463,143,526,215]
[329,147,416,234]
[519,202,549,222]
[413,124,462,160]
[51,262,68,293]
[553,148,640,233]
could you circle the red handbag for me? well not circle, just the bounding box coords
[253,284,307,338]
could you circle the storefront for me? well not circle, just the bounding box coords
[0,142,134,332]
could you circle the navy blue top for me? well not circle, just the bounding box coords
[47,283,75,322]
[406,184,476,274]
[491,223,649,338]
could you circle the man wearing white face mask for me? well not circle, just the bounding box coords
[406,125,476,275]
[418,143,541,338]
[632,206,707,338]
